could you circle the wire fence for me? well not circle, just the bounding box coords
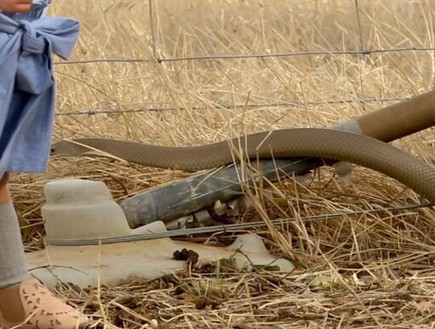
[54,0,433,116]
[51,0,433,216]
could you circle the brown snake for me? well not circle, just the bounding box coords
[51,128,435,204]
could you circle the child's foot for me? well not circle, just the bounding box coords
[0,277,89,329]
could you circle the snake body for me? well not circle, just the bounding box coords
[51,128,435,204]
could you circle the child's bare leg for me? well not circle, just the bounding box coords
[0,173,89,328]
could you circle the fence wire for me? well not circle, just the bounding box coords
[55,46,435,66]
[57,96,412,116]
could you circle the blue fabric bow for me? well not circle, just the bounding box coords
[0,11,79,177]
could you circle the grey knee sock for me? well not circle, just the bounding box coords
[0,201,29,288]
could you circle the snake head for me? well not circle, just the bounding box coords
[50,140,97,157]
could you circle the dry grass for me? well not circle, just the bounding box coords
[10,0,435,328]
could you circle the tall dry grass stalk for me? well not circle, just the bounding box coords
[10,0,435,327]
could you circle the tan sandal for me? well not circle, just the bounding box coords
[0,277,89,329]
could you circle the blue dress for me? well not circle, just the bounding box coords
[0,1,79,178]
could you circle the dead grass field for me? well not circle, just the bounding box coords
[11,0,435,328]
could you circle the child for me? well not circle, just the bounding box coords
[0,0,89,327]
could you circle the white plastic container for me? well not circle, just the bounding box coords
[41,179,152,241]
